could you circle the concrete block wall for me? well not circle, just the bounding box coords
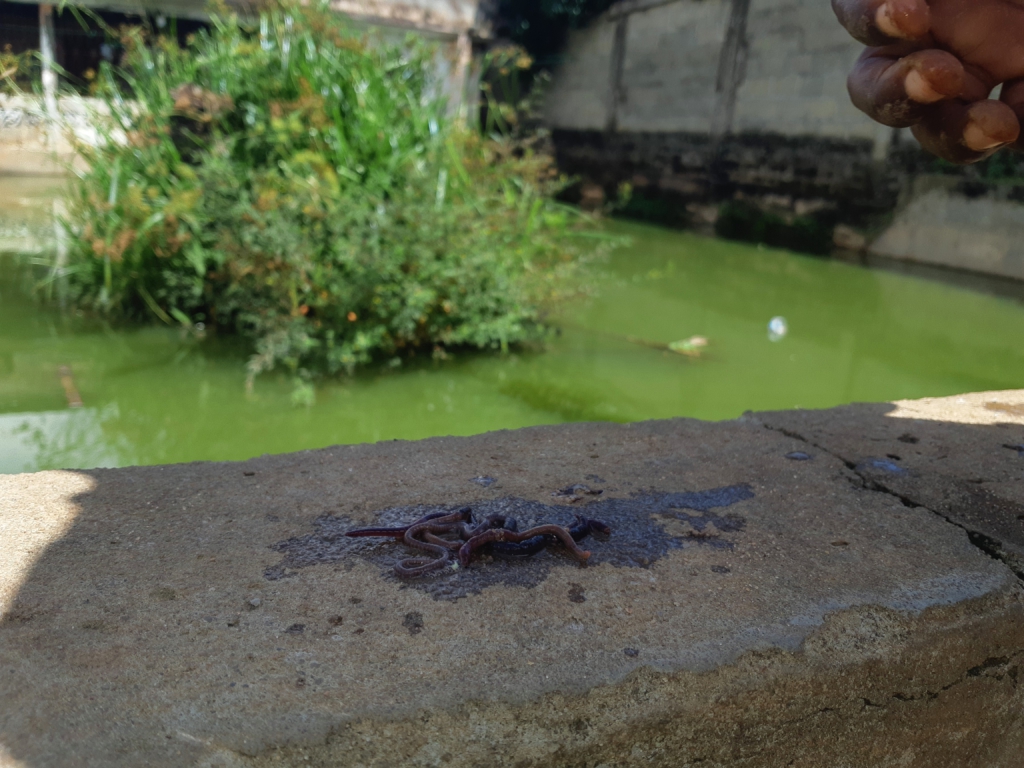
[616,0,728,134]
[546,0,728,135]
[544,0,901,220]
[735,0,883,145]
[546,0,881,143]
[0,95,100,176]
[329,0,486,34]
[543,21,619,131]
[869,177,1024,282]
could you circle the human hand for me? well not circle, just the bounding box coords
[834,0,1024,163]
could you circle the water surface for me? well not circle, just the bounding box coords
[3,178,1024,473]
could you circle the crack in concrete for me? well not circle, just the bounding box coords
[887,650,1023,709]
[760,421,1024,584]
[769,650,1023,733]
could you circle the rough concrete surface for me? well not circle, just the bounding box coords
[1,394,1023,767]
[758,390,1024,584]
[869,179,1024,282]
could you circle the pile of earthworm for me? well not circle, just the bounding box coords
[345,507,611,579]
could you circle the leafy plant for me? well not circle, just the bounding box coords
[0,45,37,94]
[56,0,603,386]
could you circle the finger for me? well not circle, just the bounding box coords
[832,0,930,46]
[1000,78,1024,152]
[912,99,1020,164]
[848,47,965,127]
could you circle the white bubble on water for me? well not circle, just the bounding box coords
[768,316,788,342]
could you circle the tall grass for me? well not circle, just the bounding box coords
[58,0,604,385]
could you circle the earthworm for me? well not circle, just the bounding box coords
[421,513,511,549]
[393,555,453,579]
[488,516,610,558]
[346,508,607,577]
[393,508,474,579]
[403,508,473,547]
[458,525,592,568]
[422,532,464,551]
[344,510,454,539]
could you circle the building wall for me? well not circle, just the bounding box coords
[733,0,878,142]
[546,0,879,143]
[542,21,618,132]
[0,95,101,175]
[617,0,728,134]
[544,0,918,237]
[870,177,1024,283]
[329,0,486,35]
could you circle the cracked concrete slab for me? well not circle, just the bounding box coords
[756,389,1024,578]
[1,395,1023,767]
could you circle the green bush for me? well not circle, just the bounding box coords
[59,1,602,384]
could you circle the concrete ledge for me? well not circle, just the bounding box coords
[0,95,105,176]
[870,177,1024,282]
[2,392,1023,766]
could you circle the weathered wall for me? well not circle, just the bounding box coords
[547,0,727,135]
[545,0,906,231]
[733,0,882,143]
[329,0,488,35]
[0,95,98,176]
[869,176,1024,283]
[546,0,879,143]
[617,0,727,133]
[543,0,1024,282]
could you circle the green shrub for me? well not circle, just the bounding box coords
[58,1,602,384]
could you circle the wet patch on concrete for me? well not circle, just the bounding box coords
[859,458,907,474]
[264,484,754,600]
[402,612,424,635]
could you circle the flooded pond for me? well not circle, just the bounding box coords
[3,176,1024,473]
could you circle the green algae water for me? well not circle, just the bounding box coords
[3,177,1024,473]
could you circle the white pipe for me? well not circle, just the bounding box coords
[38,3,59,147]
[450,30,472,121]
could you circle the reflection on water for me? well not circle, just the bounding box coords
[0,407,124,473]
[3,179,1024,473]
[0,177,62,256]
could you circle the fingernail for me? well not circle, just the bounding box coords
[875,2,906,38]
[904,70,945,103]
[964,121,1007,151]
